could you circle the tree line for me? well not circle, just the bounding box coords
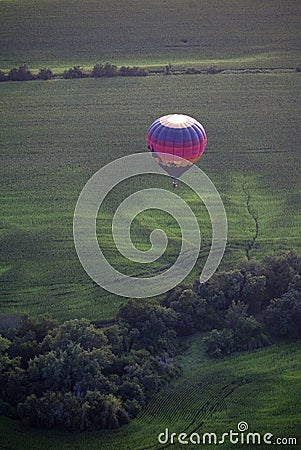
[2,63,299,83]
[0,251,300,430]
[0,63,149,82]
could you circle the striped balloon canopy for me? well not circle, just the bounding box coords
[146,114,207,178]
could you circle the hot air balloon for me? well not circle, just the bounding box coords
[146,114,207,186]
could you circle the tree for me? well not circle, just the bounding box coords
[265,291,301,339]
[28,343,114,396]
[207,65,221,74]
[240,273,266,313]
[0,71,7,82]
[91,63,118,77]
[203,329,235,358]
[119,66,148,76]
[37,68,53,80]
[8,64,34,81]
[44,318,108,351]
[225,300,248,329]
[63,66,85,79]
[0,350,26,407]
[169,289,210,334]
[0,334,11,353]
[91,63,104,77]
[232,316,269,351]
[263,255,291,299]
[164,63,172,75]
[117,299,179,354]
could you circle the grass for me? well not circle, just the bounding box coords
[0,0,300,71]
[0,1,300,448]
[1,73,300,321]
[0,340,300,449]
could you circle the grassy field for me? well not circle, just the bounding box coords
[0,1,300,449]
[1,73,300,321]
[1,340,300,449]
[0,0,301,71]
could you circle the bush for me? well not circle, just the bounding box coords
[37,68,53,80]
[119,66,148,76]
[185,68,201,75]
[0,316,180,430]
[232,316,269,351]
[63,66,85,79]
[206,65,221,74]
[18,390,128,430]
[91,63,118,77]
[8,64,34,81]
[265,291,301,338]
[164,63,172,75]
[203,328,235,358]
[0,71,7,82]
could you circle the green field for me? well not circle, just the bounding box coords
[1,1,301,449]
[1,74,300,321]
[0,0,301,71]
[1,340,300,449]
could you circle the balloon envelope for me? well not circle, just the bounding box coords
[146,114,207,178]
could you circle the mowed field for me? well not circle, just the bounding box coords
[1,73,300,320]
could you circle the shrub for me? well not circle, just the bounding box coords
[185,68,201,75]
[37,68,53,80]
[164,63,172,75]
[0,71,7,82]
[63,66,85,79]
[91,63,105,77]
[119,66,148,76]
[91,63,118,77]
[8,64,34,81]
[203,328,235,358]
[206,65,221,74]
[265,291,301,338]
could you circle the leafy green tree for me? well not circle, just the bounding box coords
[118,380,145,404]
[0,335,11,353]
[28,343,114,396]
[0,70,7,82]
[265,291,301,338]
[91,63,118,77]
[117,299,178,354]
[8,64,34,81]
[203,329,235,358]
[232,316,269,351]
[44,318,108,351]
[91,63,104,77]
[263,255,291,299]
[169,289,210,335]
[63,66,85,79]
[7,67,19,81]
[240,273,266,313]
[37,68,53,80]
[226,301,269,352]
[18,391,64,428]
[226,300,249,328]
[119,66,148,76]
[0,352,26,407]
